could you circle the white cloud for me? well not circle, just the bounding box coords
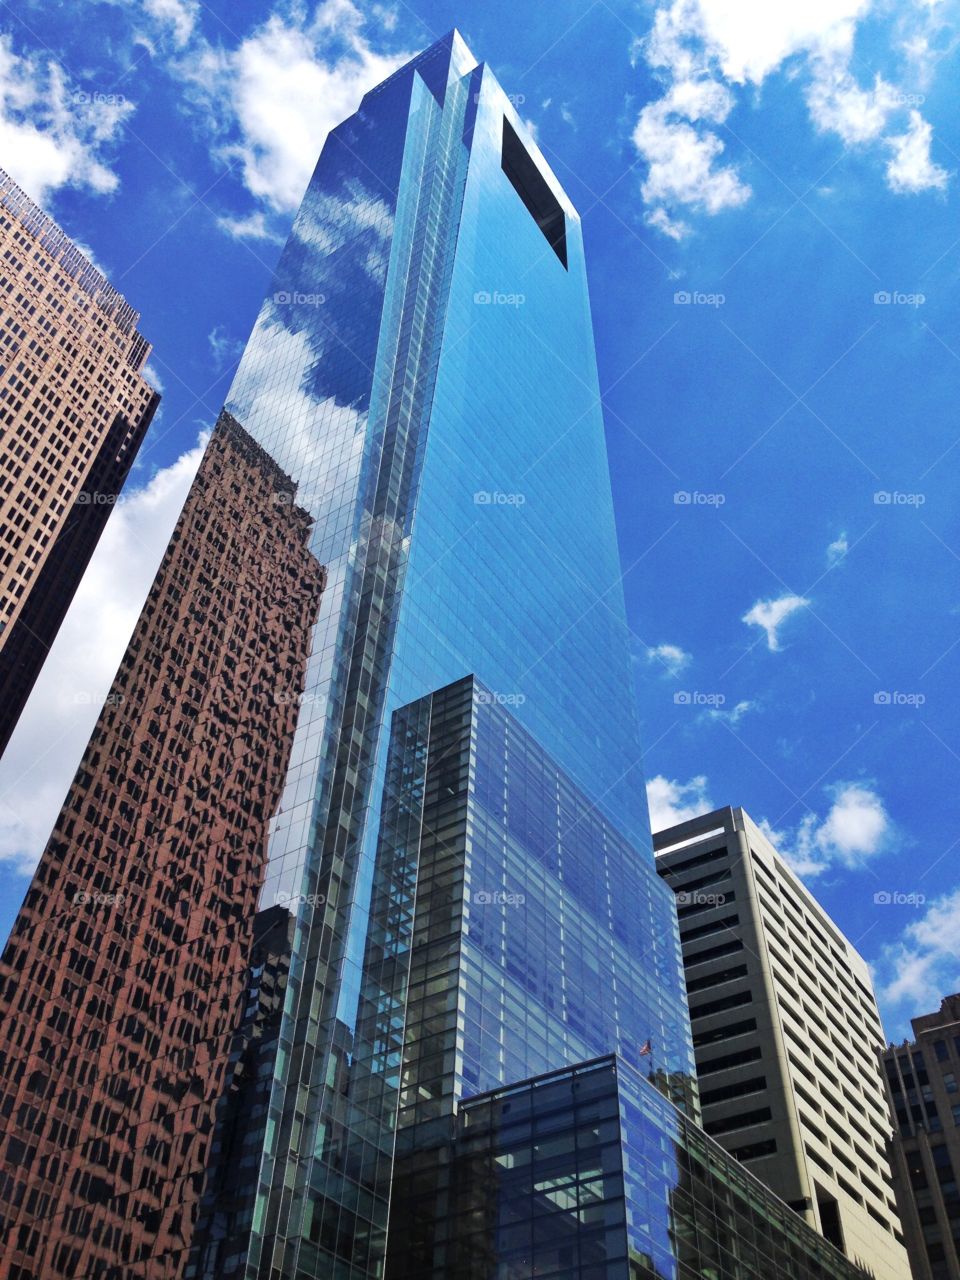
[216,210,285,243]
[707,698,755,725]
[647,773,712,831]
[827,532,849,564]
[742,592,809,650]
[646,641,692,675]
[0,33,134,204]
[0,436,206,873]
[142,0,199,47]
[634,0,950,235]
[176,2,408,215]
[886,109,950,193]
[208,323,244,370]
[874,888,960,1014]
[761,781,893,877]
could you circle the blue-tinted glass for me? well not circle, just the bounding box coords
[197,31,689,1280]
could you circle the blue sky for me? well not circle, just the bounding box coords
[0,0,958,1040]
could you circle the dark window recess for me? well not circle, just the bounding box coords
[680,913,739,944]
[686,964,748,994]
[696,1045,763,1076]
[703,1106,771,1136]
[732,1139,778,1162]
[684,938,745,967]
[689,989,753,1021]
[501,118,567,268]
[693,1018,757,1049]
[816,1188,845,1253]
[699,1075,767,1108]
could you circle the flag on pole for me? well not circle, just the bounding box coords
[638,1038,652,1057]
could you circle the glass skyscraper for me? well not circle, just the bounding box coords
[217,30,695,1279]
[0,29,879,1280]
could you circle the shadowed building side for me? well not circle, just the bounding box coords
[0,411,324,1280]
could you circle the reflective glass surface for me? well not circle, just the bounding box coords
[206,31,691,1279]
[387,1055,873,1280]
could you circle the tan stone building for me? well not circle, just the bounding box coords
[882,994,960,1280]
[0,167,159,754]
[655,805,911,1280]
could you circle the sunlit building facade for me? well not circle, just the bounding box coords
[0,169,158,755]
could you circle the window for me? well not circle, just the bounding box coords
[945,1073,958,1094]
[731,1138,777,1162]
[699,1075,767,1108]
[703,1107,772,1136]
[688,989,753,1020]
[696,1045,762,1075]
[501,118,567,268]
[935,1040,949,1062]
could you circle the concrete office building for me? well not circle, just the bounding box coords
[656,805,910,1280]
[0,168,159,754]
[881,993,960,1280]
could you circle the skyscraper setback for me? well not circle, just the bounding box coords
[0,168,159,755]
[0,32,881,1280]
